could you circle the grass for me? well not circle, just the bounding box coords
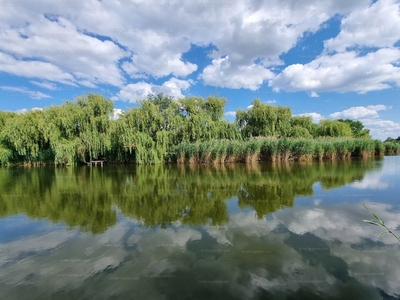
[363,204,400,242]
[172,137,400,164]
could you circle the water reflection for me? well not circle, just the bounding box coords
[0,158,382,233]
[1,203,399,300]
[0,157,399,300]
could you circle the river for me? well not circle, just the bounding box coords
[0,156,399,299]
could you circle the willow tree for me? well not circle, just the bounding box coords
[178,95,241,143]
[112,94,183,164]
[338,119,371,138]
[0,111,17,163]
[43,93,114,165]
[75,93,114,161]
[113,94,239,164]
[318,120,353,137]
[289,116,319,138]
[0,110,51,163]
[235,99,292,138]
[44,102,85,164]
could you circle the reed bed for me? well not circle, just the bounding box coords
[384,141,400,154]
[173,138,399,164]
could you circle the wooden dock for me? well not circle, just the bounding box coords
[86,160,105,167]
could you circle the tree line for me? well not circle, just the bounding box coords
[0,93,398,165]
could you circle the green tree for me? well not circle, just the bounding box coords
[318,120,353,137]
[235,99,292,138]
[338,119,371,138]
[289,116,319,138]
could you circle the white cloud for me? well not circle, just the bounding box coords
[122,54,198,79]
[1,86,51,99]
[15,107,43,114]
[309,92,319,98]
[329,105,389,119]
[270,48,400,94]
[224,111,236,117]
[1,0,396,143]
[325,0,400,52]
[113,82,152,102]
[366,105,390,111]
[30,81,58,90]
[0,14,129,87]
[0,0,374,91]
[362,118,400,140]
[265,99,277,104]
[296,112,324,123]
[114,78,192,102]
[350,175,389,190]
[329,105,398,139]
[200,56,274,90]
[0,53,76,85]
[110,108,123,120]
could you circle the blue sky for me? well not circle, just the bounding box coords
[0,0,399,139]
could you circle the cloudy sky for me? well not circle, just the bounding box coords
[0,0,399,139]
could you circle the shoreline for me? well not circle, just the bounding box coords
[1,136,399,167]
[2,152,398,167]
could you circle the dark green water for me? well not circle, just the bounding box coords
[0,157,399,300]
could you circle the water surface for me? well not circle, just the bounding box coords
[0,157,399,300]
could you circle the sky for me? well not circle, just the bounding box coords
[0,0,399,140]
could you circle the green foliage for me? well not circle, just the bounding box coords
[0,160,380,233]
[363,204,400,242]
[384,136,400,142]
[289,116,316,138]
[290,139,315,157]
[235,99,292,138]
[319,120,353,137]
[383,141,400,154]
[289,126,313,138]
[260,139,279,159]
[338,119,371,138]
[374,140,385,156]
[0,92,393,166]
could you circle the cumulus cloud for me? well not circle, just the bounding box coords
[362,118,400,140]
[0,53,76,85]
[0,15,128,87]
[15,108,43,114]
[328,105,399,139]
[296,112,324,123]
[110,108,123,120]
[224,111,236,117]
[200,56,274,90]
[0,0,375,92]
[122,54,198,79]
[265,99,277,104]
[329,105,389,119]
[324,0,400,52]
[114,78,192,102]
[270,48,400,94]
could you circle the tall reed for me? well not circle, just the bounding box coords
[174,138,399,164]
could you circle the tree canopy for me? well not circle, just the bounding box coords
[337,119,371,138]
[0,92,384,165]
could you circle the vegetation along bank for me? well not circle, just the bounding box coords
[0,93,399,165]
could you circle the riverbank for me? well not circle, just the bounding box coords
[173,137,400,164]
[2,137,398,166]
[1,94,399,166]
